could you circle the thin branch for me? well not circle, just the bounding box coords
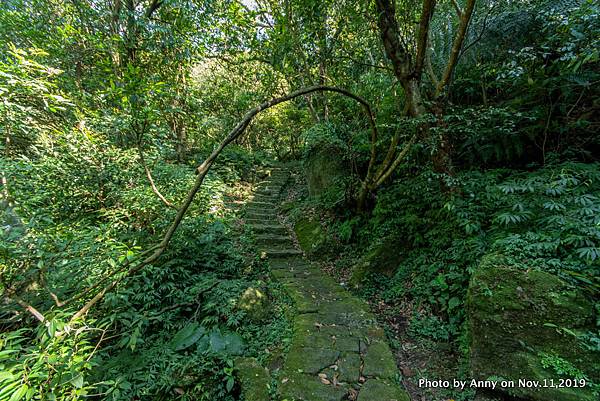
[460,3,496,58]
[414,0,436,80]
[373,132,418,187]
[567,89,586,117]
[334,52,392,72]
[137,145,177,209]
[15,297,47,323]
[450,0,463,17]
[434,0,476,97]
[145,0,163,18]
[86,328,107,362]
[426,44,440,87]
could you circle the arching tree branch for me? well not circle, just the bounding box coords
[68,85,379,322]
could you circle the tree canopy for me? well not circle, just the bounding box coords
[1,0,598,399]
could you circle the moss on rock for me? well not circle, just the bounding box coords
[357,379,411,401]
[350,237,402,287]
[237,286,270,322]
[467,254,599,401]
[234,357,270,401]
[294,217,327,256]
[362,341,398,380]
[304,145,348,198]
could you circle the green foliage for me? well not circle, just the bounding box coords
[443,106,536,165]
[454,0,600,160]
[302,122,348,157]
[0,325,97,400]
[0,44,72,156]
[540,352,589,380]
[408,314,451,342]
[2,0,599,400]
[355,161,600,338]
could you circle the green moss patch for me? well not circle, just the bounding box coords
[467,254,599,401]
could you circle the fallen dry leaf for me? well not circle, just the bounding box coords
[320,377,331,385]
[400,366,414,377]
[318,373,327,379]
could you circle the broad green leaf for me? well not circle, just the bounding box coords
[9,385,28,401]
[171,323,207,351]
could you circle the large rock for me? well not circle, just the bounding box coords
[467,254,599,401]
[304,145,348,198]
[234,357,270,401]
[350,237,402,287]
[294,216,328,257]
[237,286,270,322]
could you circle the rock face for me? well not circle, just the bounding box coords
[467,254,599,401]
[304,145,348,198]
[293,217,328,257]
[350,238,402,287]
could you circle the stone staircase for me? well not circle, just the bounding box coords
[239,167,410,401]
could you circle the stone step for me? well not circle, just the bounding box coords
[255,234,294,246]
[244,212,277,222]
[248,200,276,207]
[254,187,283,195]
[249,224,288,235]
[245,218,278,225]
[251,195,279,202]
[246,215,277,222]
[246,208,277,214]
[246,203,277,214]
[255,181,284,188]
[250,200,279,206]
[263,248,304,258]
[253,191,280,198]
[246,207,278,215]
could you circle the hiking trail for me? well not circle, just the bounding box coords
[240,167,410,401]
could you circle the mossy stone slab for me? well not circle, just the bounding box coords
[234,357,270,401]
[337,352,361,383]
[278,371,348,401]
[356,379,410,401]
[293,217,328,256]
[362,341,398,380]
[284,346,340,374]
[350,238,403,287]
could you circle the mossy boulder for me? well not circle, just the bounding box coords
[234,357,270,401]
[294,216,328,257]
[237,286,270,322]
[304,145,348,198]
[350,237,402,287]
[467,254,599,401]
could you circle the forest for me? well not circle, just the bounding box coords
[0,0,598,400]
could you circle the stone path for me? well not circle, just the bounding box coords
[243,167,410,401]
